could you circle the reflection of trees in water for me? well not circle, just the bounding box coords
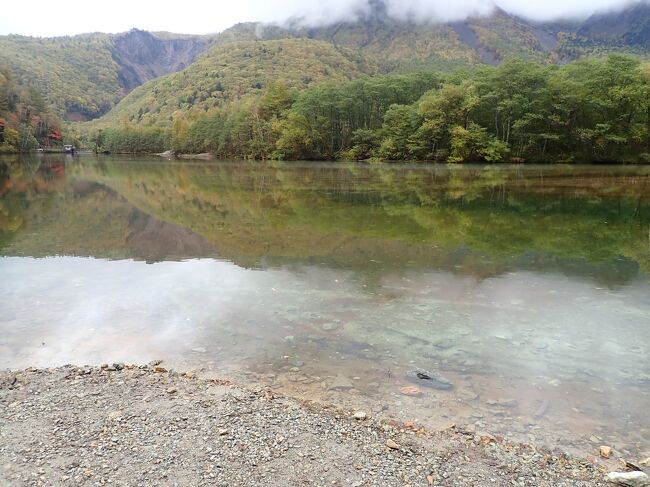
[2,155,650,284]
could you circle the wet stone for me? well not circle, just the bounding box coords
[406,368,453,390]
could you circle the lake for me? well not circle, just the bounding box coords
[1,154,649,458]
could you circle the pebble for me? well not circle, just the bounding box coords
[386,439,401,450]
[0,366,608,487]
[399,386,423,397]
[353,411,367,421]
[600,445,612,458]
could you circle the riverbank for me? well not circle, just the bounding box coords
[0,365,616,486]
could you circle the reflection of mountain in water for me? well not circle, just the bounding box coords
[126,209,215,262]
[1,156,649,287]
[0,162,216,263]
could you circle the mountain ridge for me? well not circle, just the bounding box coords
[1,2,649,124]
[0,30,210,120]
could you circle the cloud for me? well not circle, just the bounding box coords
[0,0,645,37]
[253,0,645,29]
[384,0,495,23]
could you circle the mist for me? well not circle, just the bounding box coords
[253,0,647,29]
[0,0,646,37]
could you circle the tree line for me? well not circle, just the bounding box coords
[87,55,650,163]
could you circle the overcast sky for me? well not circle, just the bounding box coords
[0,0,642,37]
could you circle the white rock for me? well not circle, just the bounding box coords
[353,411,367,420]
[606,471,650,486]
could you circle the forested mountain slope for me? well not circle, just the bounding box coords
[0,30,210,120]
[2,0,650,155]
[0,66,61,152]
[93,38,373,127]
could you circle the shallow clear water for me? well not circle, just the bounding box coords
[1,155,649,457]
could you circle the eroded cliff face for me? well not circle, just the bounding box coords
[111,29,210,92]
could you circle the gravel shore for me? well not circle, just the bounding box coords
[0,365,609,486]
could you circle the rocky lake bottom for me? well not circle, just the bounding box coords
[1,157,649,475]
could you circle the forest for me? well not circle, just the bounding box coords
[0,66,62,153]
[85,55,650,163]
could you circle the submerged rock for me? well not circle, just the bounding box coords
[399,386,423,397]
[330,375,354,391]
[406,368,453,390]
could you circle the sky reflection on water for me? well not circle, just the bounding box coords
[1,156,649,456]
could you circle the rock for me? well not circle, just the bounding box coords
[433,340,454,350]
[427,475,434,485]
[457,389,478,401]
[191,347,207,353]
[640,457,650,467]
[480,434,497,445]
[148,359,163,367]
[406,368,453,390]
[218,429,228,436]
[353,411,367,421]
[154,366,168,373]
[624,460,644,472]
[399,386,423,397]
[605,471,649,486]
[330,375,354,391]
[167,388,177,394]
[600,446,612,459]
[533,399,550,419]
[486,398,519,408]
[386,439,400,450]
[113,363,125,371]
[322,322,339,331]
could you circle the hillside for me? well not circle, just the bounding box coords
[216,7,556,72]
[578,2,650,49]
[90,2,650,132]
[93,38,374,127]
[1,0,650,135]
[0,30,210,121]
[0,66,61,152]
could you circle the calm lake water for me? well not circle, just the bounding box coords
[1,155,649,457]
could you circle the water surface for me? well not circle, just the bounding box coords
[1,155,649,457]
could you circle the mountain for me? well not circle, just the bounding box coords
[94,38,373,126]
[0,30,210,120]
[95,3,650,129]
[577,2,650,49]
[1,1,649,128]
[215,6,556,72]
